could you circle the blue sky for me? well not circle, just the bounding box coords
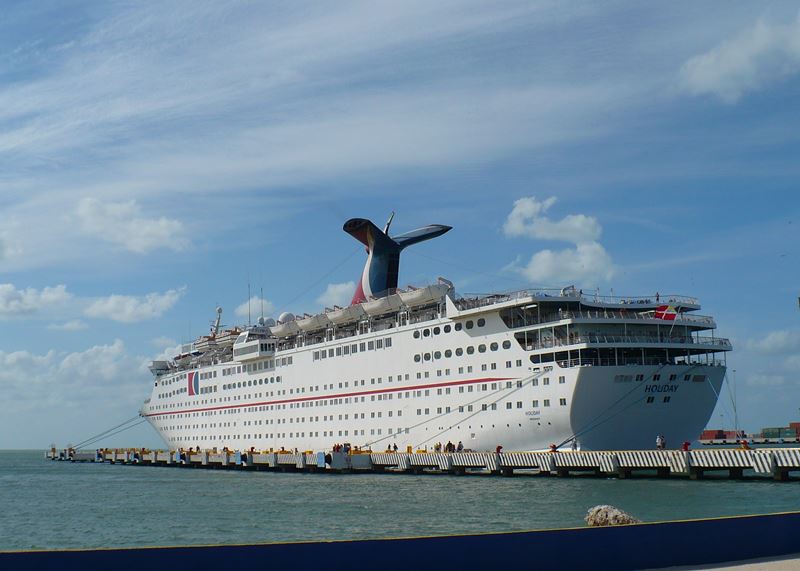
[1,1,799,448]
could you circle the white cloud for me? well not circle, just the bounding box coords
[681,13,800,103]
[76,198,189,254]
[84,287,185,323]
[149,342,184,366]
[151,336,176,348]
[0,283,71,318]
[235,296,275,319]
[516,241,615,285]
[784,355,800,372]
[0,339,145,411]
[745,329,800,355]
[503,196,601,244]
[746,373,785,387]
[316,281,356,308]
[47,319,88,331]
[503,196,614,285]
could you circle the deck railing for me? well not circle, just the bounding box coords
[456,289,700,312]
[523,334,731,351]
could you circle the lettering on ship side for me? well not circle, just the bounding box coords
[644,384,679,393]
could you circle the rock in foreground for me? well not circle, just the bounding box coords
[585,505,641,527]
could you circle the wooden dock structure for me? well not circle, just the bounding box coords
[46,447,800,481]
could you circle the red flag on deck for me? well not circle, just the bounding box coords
[655,304,678,320]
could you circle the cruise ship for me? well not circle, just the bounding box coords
[141,215,732,452]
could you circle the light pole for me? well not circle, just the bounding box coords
[732,369,738,436]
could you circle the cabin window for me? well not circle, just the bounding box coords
[477,318,486,327]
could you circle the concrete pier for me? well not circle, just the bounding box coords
[45,447,800,480]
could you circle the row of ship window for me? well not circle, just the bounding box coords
[223,357,294,376]
[155,369,562,405]
[614,373,707,382]
[414,340,513,362]
[312,337,393,361]
[155,365,559,411]
[154,378,568,425]
[413,318,486,339]
[158,392,569,443]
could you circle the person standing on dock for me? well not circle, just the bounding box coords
[656,434,664,450]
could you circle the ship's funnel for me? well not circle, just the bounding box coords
[344,216,451,304]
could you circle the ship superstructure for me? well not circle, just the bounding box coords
[142,216,731,452]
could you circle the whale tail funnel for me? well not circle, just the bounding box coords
[343,214,451,304]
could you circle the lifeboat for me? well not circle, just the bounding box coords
[271,320,300,337]
[398,283,449,308]
[296,313,332,332]
[362,293,404,316]
[327,304,366,325]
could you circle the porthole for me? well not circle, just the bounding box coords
[455,322,463,331]
[434,351,441,359]
[424,353,431,361]
[478,344,486,353]
[466,320,474,330]
[413,331,421,339]
[502,340,512,349]
[456,348,464,356]
[444,325,451,333]
[433,327,440,335]
[414,354,421,363]
[423,329,431,337]
[445,349,452,358]
[467,346,475,355]
[490,342,498,351]
[477,318,486,327]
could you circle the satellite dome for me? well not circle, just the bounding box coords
[278,312,295,324]
[264,317,276,327]
[257,316,266,326]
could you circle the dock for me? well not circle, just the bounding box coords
[46,447,800,481]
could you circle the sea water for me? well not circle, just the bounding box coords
[2,450,799,551]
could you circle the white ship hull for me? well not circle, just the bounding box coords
[142,309,727,452]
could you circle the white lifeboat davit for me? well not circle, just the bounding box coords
[327,304,366,325]
[296,313,331,332]
[362,293,404,316]
[398,283,449,308]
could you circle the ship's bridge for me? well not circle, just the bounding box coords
[233,329,276,362]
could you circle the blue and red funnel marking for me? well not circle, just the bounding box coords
[344,216,451,304]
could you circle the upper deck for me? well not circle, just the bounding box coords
[149,279,726,380]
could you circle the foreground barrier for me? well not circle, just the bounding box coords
[4,511,800,570]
